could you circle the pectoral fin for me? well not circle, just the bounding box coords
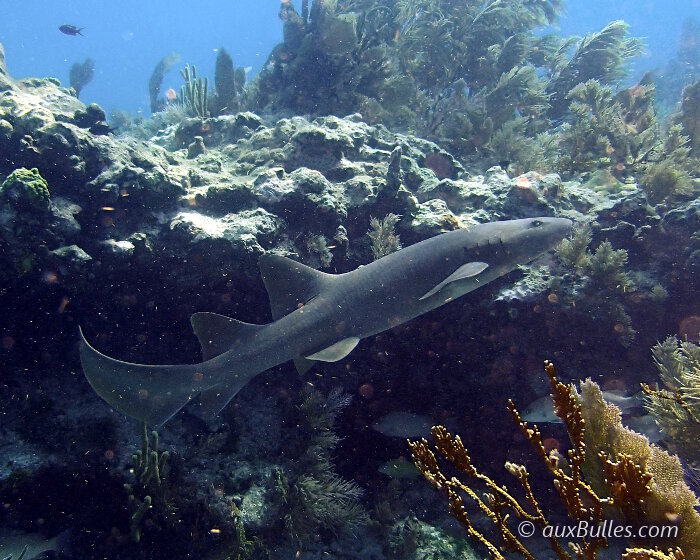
[305,337,360,361]
[419,261,489,300]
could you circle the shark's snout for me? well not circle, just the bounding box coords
[495,216,573,264]
[548,217,573,235]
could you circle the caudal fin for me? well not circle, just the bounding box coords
[79,328,205,426]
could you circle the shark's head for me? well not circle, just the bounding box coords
[418,217,572,303]
[475,217,573,265]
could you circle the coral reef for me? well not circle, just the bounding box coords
[244,1,647,172]
[640,160,692,205]
[552,227,637,347]
[387,516,478,559]
[0,7,699,553]
[547,21,643,117]
[557,76,656,176]
[123,425,171,542]
[409,361,700,559]
[0,167,61,275]
[642,337,700,468]
[271,0,389,115]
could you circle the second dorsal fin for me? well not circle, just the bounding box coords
[190,312,265,361]
[258,254,334,320]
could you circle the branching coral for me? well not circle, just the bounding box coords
[302,233,333,268]
[621,548,685,560]
[485,66,549,130]
[395,0,562,97]
[248,0,649,171]
[552,229,635,345]
[547,21,643,118]
[640,160,693,204]
[587,240,630,291]
[558,77,657,175]
[180,64,209,118]
[555,224,593,270]
[680,81,700,156]
[409,361,700,559]
[281,388,368,542]
[487,116,559,173]
[637,120,695,203]
[642,337,700,467]
[68,58,95,98]
[577,375,700,557]
[367,213,402,260]
[251,0,392,116]
[124,424,171,542]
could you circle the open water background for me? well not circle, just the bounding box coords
[0,0,698,115]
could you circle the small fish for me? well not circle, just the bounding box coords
[372,411,433,439]
[624,414,663,443]
[379,457,420,480]
[522,391,641,424]
[59,24,84,36]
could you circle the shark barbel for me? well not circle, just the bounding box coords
[80,217,572,426]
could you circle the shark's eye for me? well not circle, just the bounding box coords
[530,219,543,228]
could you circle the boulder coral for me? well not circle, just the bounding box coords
[0,167,51,211]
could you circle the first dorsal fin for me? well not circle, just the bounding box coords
[190,312,265,361]
[258,254,334,320]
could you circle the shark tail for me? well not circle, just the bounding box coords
[79,328,207,426]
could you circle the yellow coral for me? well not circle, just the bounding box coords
[577,373,700,555]
[621,547,685,559]
[409,361,700,559]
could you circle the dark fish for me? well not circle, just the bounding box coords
[59,25,84,36]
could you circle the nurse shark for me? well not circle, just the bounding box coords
[80,217,572,426]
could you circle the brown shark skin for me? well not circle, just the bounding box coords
[80,217,572,426]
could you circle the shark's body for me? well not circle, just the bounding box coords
[80,217,572,426]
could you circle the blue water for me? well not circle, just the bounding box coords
[0,0,284,115]
[0,0,698,116]
[557,0,700,72]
